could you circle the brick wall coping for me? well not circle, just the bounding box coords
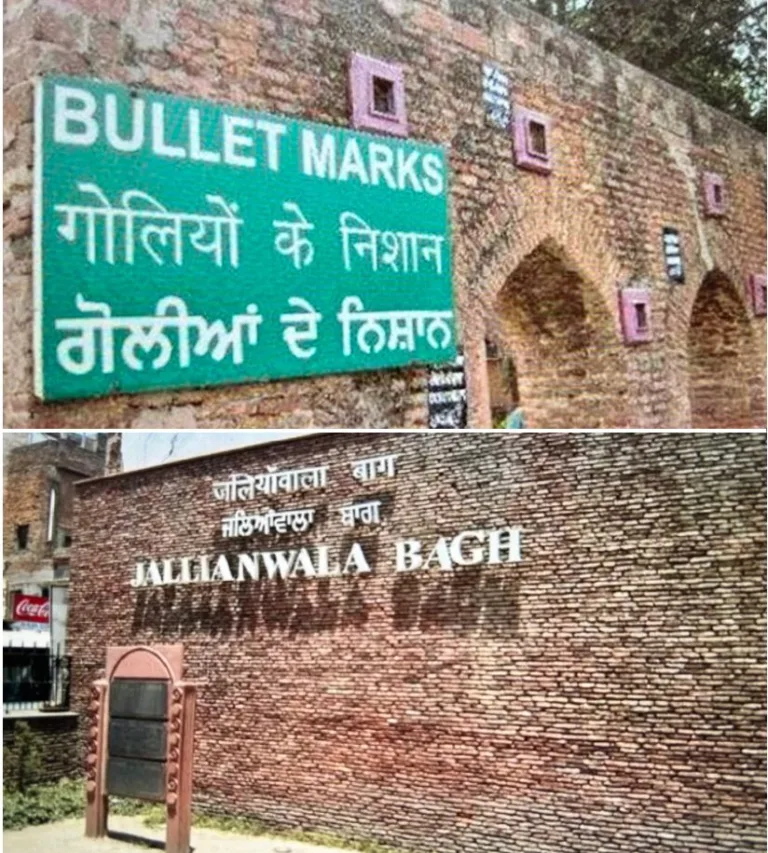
[496,0,765,138]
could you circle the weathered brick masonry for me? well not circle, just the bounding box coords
[4,0,766,428]
[3,436,107,599]
[69,433,766,852]
[3,714,80,784]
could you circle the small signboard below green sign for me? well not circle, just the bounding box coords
[34,76,455,401]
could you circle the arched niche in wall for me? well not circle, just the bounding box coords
[487,240,629,428]
[687,270,761,428]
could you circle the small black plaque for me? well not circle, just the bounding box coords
[662,226,685,283]
[107,757,167,802]
[110,679,168,720]
[428,352,467,429]
[109,718,167,761]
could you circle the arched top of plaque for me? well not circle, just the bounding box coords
[106,644,183,683]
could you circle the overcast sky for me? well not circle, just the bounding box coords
[121,431,315,470]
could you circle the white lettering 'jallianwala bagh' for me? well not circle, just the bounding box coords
[131,527,523,588]
[340,500,381,527]
[212,464,329,501]
[217,456,395,538]
[221,507,316,538]
[212,455,395,504]
[351,453,397,481]
[131,455,521,588]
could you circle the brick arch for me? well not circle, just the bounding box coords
[677,230,754,330]
[687,269,762,428]
[455,183,626,325]
[658,224,765,427]
[456,191,629,428]
[487,239,629,427]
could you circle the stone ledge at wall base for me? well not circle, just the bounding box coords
[2,713,81,786]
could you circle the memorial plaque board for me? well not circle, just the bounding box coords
[89,647,194,853]
[109,679,168,720]
[106,757,167,802]
[107,678,169,802]
[109,718,167,761]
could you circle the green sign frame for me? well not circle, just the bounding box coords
[34,76,455,401]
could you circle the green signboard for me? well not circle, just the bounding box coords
[34,76,455,401]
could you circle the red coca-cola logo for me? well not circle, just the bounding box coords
[12,594,50,623]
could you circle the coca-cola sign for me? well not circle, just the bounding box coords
[12,594,50,624]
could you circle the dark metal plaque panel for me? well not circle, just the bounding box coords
[109,718,167,761]
[106,757,167,802]
[109,679,168,720]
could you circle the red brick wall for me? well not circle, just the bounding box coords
[4,0,765,429]
[3,714,83,784]
[3,439,106,600]
[3,715,81,785]
[688,270,761,427]
[69,433,767,852]
[3,465,49,587]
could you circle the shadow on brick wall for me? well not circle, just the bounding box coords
[131,565,519,639]
[132,577,370,638]
[391,570,520,636]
